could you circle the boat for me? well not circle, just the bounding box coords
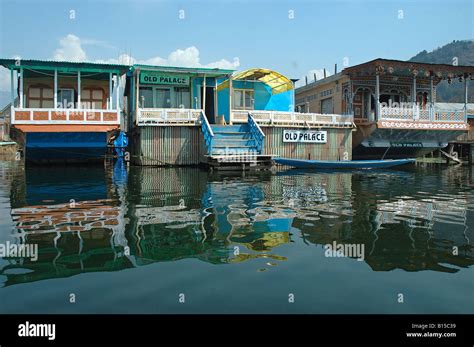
[274,158,416,170]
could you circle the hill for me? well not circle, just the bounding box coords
[409,40,474,102]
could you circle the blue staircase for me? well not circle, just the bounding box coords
[200,112,270,169]
[210,124,259,156]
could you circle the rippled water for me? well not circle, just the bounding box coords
[0,160,473,313]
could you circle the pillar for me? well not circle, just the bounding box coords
[10,68,14,106]
[464,74,469,118]
[77,70,81,109]
[430,74,434,120]
[19,67,24,108]
[375,73,380,120]
[202,74,206,113]
[190,77,194,109]
[53,69,58,109]
[229,74,233,124]
[412,74,417,119]
[116,74,120,111]
[109,72,113,110]
[214,78,218,119]
[136,70,140,112]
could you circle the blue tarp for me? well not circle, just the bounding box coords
[113,131,128,157]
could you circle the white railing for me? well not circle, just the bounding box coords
[11,107,120,125]
[232,110,353,127]
[380,106,467,123]
[137,108,202,126]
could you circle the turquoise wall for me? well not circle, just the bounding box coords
[217,80,294,123]
[217,87,230,121]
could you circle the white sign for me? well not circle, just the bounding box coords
[283,130,327,143]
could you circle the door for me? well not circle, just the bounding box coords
[201,87,215,123]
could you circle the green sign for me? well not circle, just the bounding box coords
[140,72,189,85]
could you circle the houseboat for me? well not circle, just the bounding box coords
[126,66,354,169]
[295,59,473,159]
[217,68,353,165]
[0,59,129,163]
[125,64,234,166]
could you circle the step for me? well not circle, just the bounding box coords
[211,125,249,132]
[212,145,257,149]
[213,132,252,140]
[213,131,249,135]
[213,139,256,146]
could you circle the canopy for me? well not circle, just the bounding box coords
[218,68,294,95]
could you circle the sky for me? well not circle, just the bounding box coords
[0,0,473,101]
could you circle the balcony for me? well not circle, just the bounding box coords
[378,104,469,130]
[11,107,120,125]
[232,110,353,128]
[136,108,202,126]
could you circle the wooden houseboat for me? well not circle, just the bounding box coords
[0,59,129,163]
[295,59,473,159]
[125,64,234,166]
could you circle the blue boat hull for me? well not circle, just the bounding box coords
[25,132,108,163]
[274,158,416,170]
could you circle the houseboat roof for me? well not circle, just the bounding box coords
[217,68,295,95]
[295,72,343,93]
[343,58,474,78]
[130,64,234,76]
[232,68,294,94]
[296,58,474,92]
[0,58,129,73]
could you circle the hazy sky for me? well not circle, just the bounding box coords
[0,0,472,93]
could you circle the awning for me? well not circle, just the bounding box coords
[217,68,294,94]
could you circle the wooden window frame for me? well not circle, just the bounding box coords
[27,84,54,108]
[81,87,106,109]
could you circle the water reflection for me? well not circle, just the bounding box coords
[0,162,473,288]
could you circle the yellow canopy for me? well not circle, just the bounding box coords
[217,68,293,95]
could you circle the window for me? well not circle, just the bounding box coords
[297,104,306,113]
[320,89,333,98]
[155,88,171,108]
[139,87,154,108]
[233,89,254,110]
[139,87,179,108]
[321,98,333,114]
[342,88,350,114]
[57,88,75,108]
[175,87,190,108]
[82,88,105,109]
[27,85,53,108]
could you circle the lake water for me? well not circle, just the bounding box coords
[0,160,473,314]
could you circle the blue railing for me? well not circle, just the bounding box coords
[201,111,214,154]
[248,113,265,153]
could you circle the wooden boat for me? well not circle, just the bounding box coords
[274,158,415,170]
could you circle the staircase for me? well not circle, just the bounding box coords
[200,112,272,170]
[210,124,258,156]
